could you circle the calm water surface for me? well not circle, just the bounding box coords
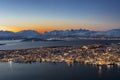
[0,40,120,50]
[0,62,120,80]
[0,40,120,80]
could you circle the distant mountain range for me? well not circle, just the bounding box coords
[43,29,120,38]
[0,29,120,40]
[0,30,42,39]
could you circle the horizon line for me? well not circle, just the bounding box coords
[0,28,120,34]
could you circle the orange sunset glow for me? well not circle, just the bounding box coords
[0,22,115,34]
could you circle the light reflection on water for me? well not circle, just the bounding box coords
[9,61,13,72]
[0,40,120,80]
[98,66,102,77]
[0,62,119,80]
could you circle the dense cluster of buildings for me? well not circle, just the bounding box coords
[0,44,120,66]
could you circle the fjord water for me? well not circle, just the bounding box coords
[0,62,120,80]
[0,40,120,80]
[0,40,120,50]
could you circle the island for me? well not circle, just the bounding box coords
[0,44,120,66]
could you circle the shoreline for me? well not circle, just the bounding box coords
[0,43,6,46]
[0,39,120,50]
[0,44,120,66]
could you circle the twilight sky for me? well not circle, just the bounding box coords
[0,0,120,33]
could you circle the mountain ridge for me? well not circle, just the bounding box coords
[0,29,120,39]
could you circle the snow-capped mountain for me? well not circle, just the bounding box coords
[0,29,120,40]
[43,29,120,38]
[16,30,42,38]
[91,29,120,38]
[0,30,42,39]
[104,29,120,37]
[43,29,92,37]
[0,31,16,39]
